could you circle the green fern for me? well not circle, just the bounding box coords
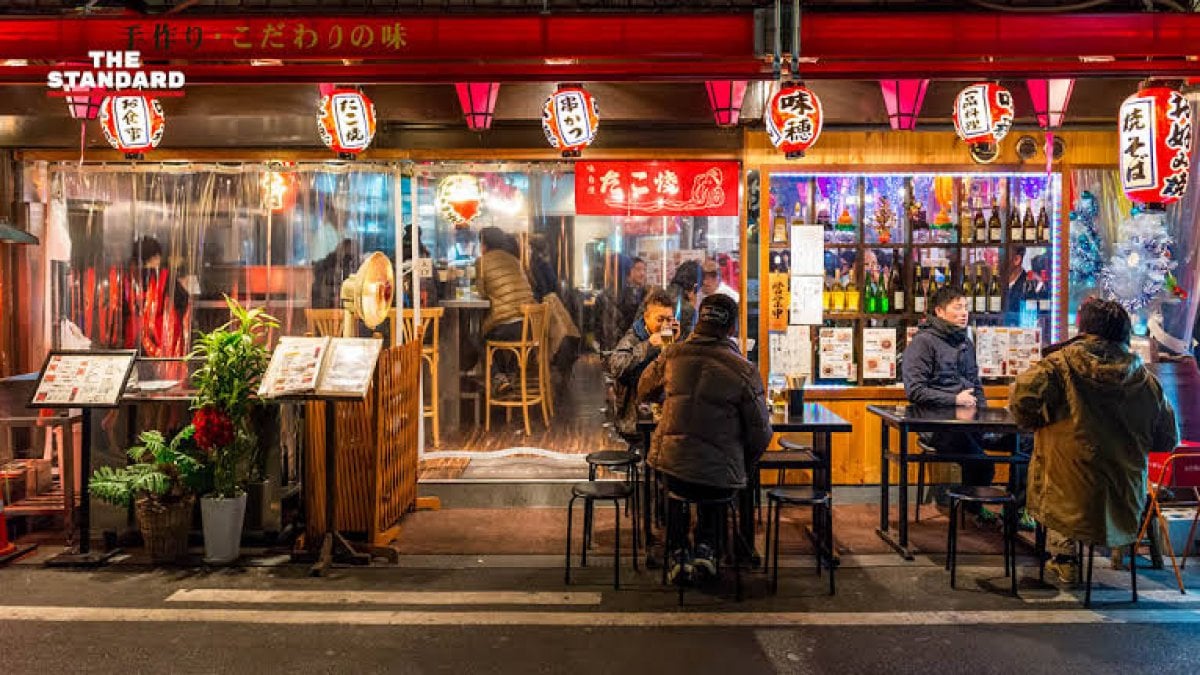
[89,427,205,507]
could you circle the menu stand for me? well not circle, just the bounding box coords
[28,350,137,568]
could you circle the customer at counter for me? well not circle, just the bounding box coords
[698,259,739,305]
[477,226,534,395]
[1009,298,1178,584]
[607,289,676,445]
[665,260,701,340]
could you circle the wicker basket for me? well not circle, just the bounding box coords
[135,494,195,563]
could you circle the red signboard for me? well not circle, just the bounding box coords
[575,161,740,217]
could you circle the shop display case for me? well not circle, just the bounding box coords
[764,171,1063,386]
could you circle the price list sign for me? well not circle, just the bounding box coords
[30,350,137,408]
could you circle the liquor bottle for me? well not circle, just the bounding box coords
[864,271,879,314]
[1007,206,1021,244]
[1023,271,1039,318]
[913,264,927,315]
[962,271,975,311]
[973,266,988,314]
[988,200,1003,243]
[1022,205,1036,244]
[772,207,788,245]
[988,267,1003,314]
[1036,203,1050,244]
[890,264,905,314]
[830,277,846,313]
[927,268,941,309]
[822,275,833,311]
[878,270,891,314]
[1037,271,1052,313]
[845,273,861,313]
[960,207,973,244]
[973,208,987,245]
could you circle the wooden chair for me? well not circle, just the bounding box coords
[305,309,345,338]
[391,307,445,447]
[485,303,550,436]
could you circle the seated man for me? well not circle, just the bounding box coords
[902,285,1027,525]
[606,289,676,446]
[638,294,773,583]
[476,226,535,394]
[1009,298,1178,584]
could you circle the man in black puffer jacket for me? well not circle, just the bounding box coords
[639,294,773,583]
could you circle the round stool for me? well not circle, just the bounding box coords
[764,487,834,595]
[565,481,638,589]
[661,489,743,604]
[946,486,1017,595]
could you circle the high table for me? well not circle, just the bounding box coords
[437,298,490,430]
[867,405,1027,560]
[637,403,852,558]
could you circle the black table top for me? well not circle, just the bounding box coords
[638,402,852,433]
[866,404,1022,433]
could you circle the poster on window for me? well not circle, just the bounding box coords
[975,327,1041,379]
[862,328,898,380]
[769,326,812,378]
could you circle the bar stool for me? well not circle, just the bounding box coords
[394,308,445,446]
[485,303,550,436]
[661,490,743,604]
[564,480,638,589]
[763,487,834,595]
[945,486,1018,595]
[583,449,641,550]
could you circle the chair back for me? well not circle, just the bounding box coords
[305,309,345,338]
[519,303,548,347]
[1149,444,1200,490]
[390,307,443,348]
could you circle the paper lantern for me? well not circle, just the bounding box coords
[436,174,483,228]
[1026,79,1074,130]
[541,84,599,158]
[317,89,377,159]
[455,82,500,131]
[952,82,1015,148]
[880,79,928,131]
[764,82,823,159]
[98,95,165,159]
[704,80,748,128]
[1119,86,1193,207]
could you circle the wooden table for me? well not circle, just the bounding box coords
[436,298,490,430]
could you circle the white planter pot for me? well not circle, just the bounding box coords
[200,493,247,564]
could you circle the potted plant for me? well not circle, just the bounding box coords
[89,427,204,563]
[189,296,278,563]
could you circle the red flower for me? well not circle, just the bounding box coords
[193,407,234,451]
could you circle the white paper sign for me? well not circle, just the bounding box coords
[790,225,824,276]
[788,275,825,325]
[818,327,855,380]
[769,326,812,378]
[416,258,433,279]
[862,328,899,380]
[975,327,1042,379]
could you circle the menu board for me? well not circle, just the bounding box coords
[769,326,812,378]
[862,328,899,380]
[818,327,855,380]
[258,336,383,399]
[976,327,1042,379]
[30,350,136,408]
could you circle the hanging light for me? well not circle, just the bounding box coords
[455,83,500,131]
[317,88,377,160]
[953,82,1015,149]
[436,174,483,229]
[541,83,599,158]
[879,79,929,131]
[1119,85,1192,208]
[704,81,748,128]
[98,94,165,160]
[764,82,823,159]
[1026,79,1075,129]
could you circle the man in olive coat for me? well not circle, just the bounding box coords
[1009,298,1178,582]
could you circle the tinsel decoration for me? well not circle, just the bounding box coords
[1068,190,1103,288]
[1100,210,1177,312]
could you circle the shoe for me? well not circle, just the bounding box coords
[973,506,1000,529]
[1047,556,1080,585]
[1018,509,1037,532]
[492,374,513,396]
[667,549,693,586]
[692,544,717,580]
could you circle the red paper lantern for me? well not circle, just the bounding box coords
[541,84,599,158]
[317,89,377,159]
[98,95,165,159]
[764,82,823,159]
[1119,86,1193,207]
[952,82,1015,148]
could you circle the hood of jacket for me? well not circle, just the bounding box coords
[1060,335,1149,392]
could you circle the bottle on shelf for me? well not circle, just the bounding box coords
[913,263,927,315]
[830,276,846,313]
[988,199,1003,243]
[772,207,788,245]
[1022,271,1039,321]
[973,265,988,314]
[1036,203,1050,244]
[1037,270,1052,313]
[1022,205,1036,244]
[1007,205,1020,244]
[960,207,973,244]
[890,264,905,314]
[973,207,987,245]
[878,269,891,314]
[845,272,861,313]
[927,268,942,309]
[988,267,1003,314]
[962,270,975,310]
[864,271,879,314]
[822,275,833,311]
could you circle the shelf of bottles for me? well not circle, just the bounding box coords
[766,171,1062,386]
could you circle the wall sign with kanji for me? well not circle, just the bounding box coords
[317,89,377,159]
[98,94,165,159]
[764,82,823,159]
[1119,86,1193,207]
[541,84,599,158]
[952,82,1014,149]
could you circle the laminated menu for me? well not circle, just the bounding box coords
[31,351,136,407]
[258,337,383,399]
[975,327,1042,379]
[818,327,855,380]
[862,328,899,380]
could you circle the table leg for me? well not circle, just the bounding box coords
[438,308,462,430]
[898,428,910,550]
[45,409,120,567]
[310,401,370,577]
[875,422,914,560]
[803,431,838,567]
[878,422,890,532]
[640,428,655,548]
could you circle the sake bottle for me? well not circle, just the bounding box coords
[988,200,1003,243]
[890,264,905,313]
[988,267,1003,314]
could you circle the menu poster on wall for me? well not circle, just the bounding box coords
[975,327,1042,379]
[789,225,824,276]
[30,351,137,408]
[769,326,812,378]
[862,328,899,380]
[818,327,855,381]
[789,275,824,325]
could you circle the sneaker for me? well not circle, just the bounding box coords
[1047,556,1080,585]
[692,544,718,580]
[667,549,693,586]
[973,506,1000,529]
[492,374,513,396]
[1018,509,1037,532]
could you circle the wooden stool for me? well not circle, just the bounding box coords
[485,303,550,436]
[394,308,445,447]
[304,308,345,338]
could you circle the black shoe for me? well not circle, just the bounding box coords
[667,549,693,586]
[692,544,717,579]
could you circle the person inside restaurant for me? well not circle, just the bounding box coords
[902,284,1029,527]
[638,294,772,585]
[665,259,702,340]
[1003,246,1028,325]
[698,258,740,305]
[607,288,676,446]
[1009,297,1179,584]
[599,255,648,352]
[476,226,535,395]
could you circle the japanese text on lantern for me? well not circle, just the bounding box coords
[555,91,589,141]
[116,97,147,145]
[124,21,408,54]
[1121,97,1157,192]
[334,94,368,149]
[1163,94,1192,200]
[779,89,817,144]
